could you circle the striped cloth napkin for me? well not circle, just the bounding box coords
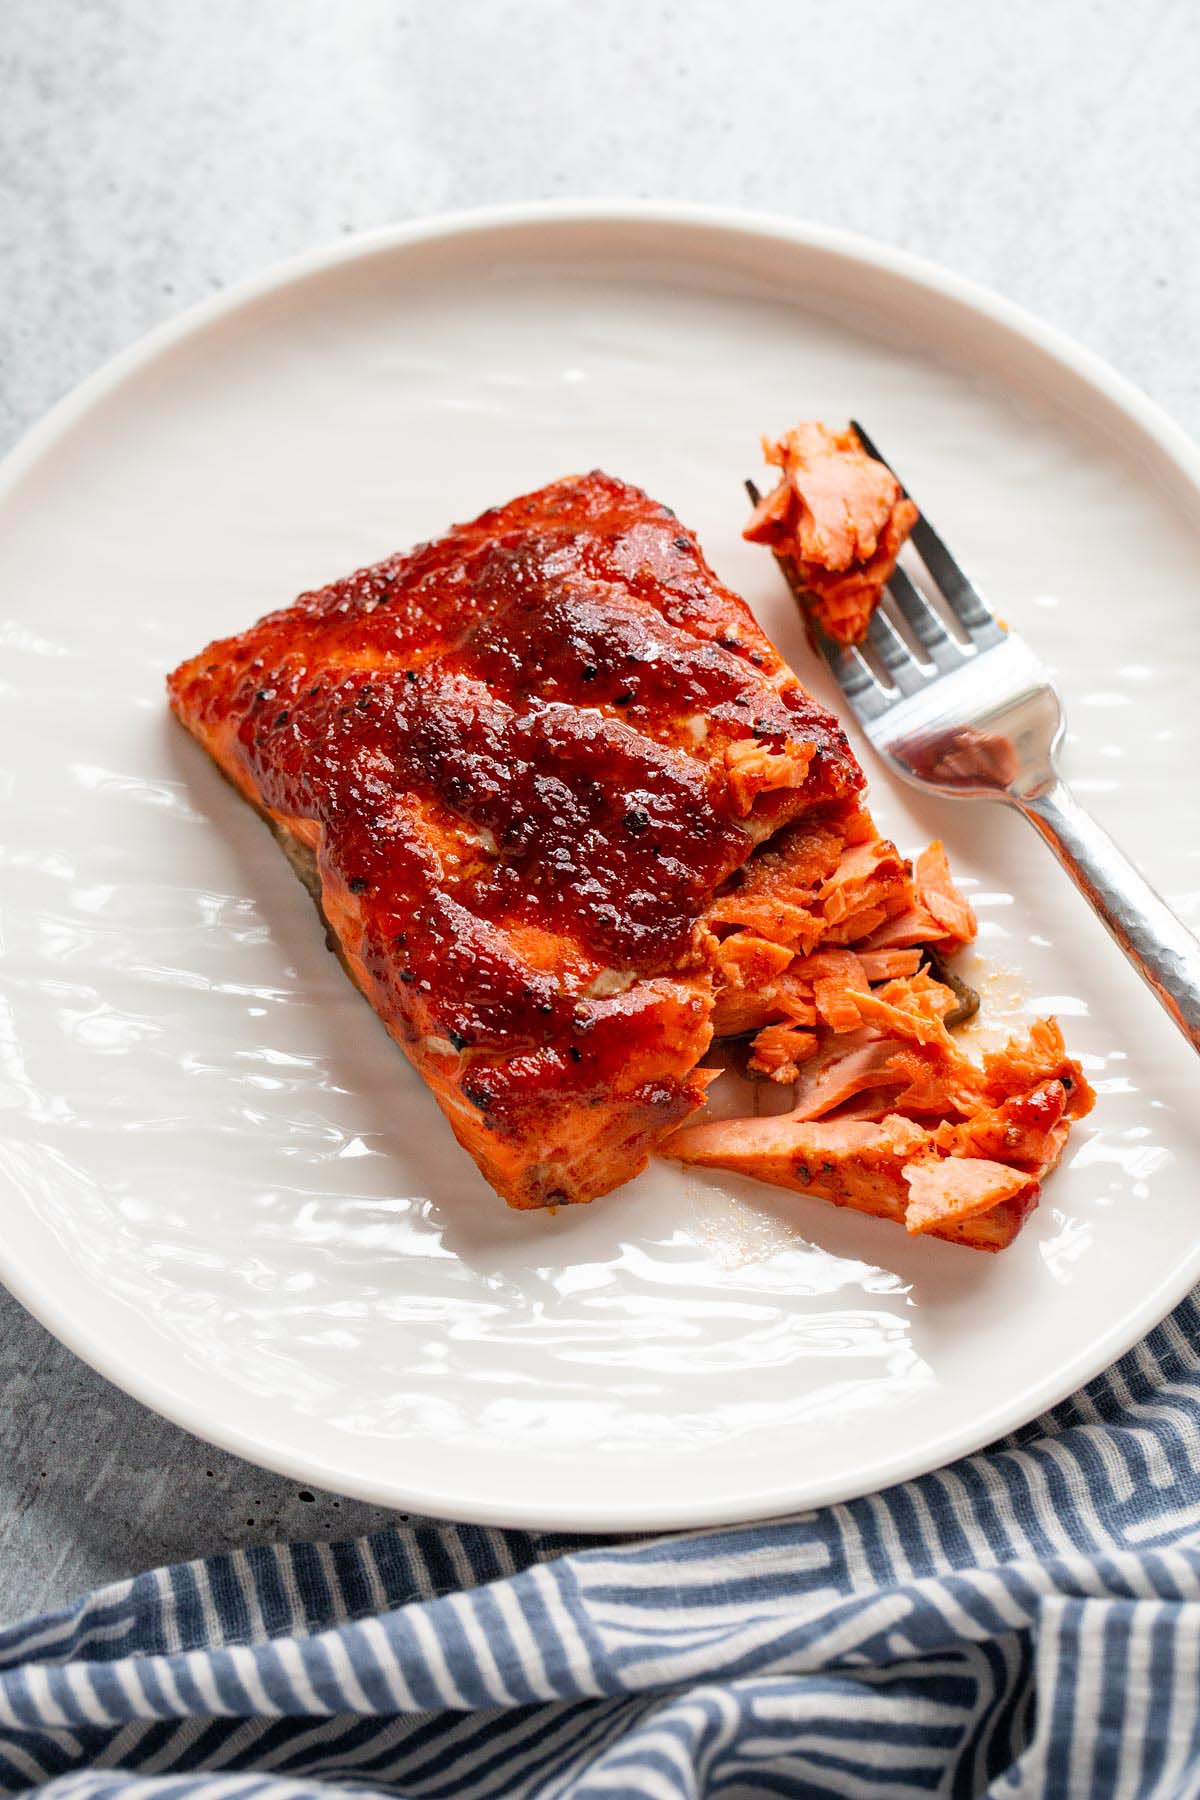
[4,1295,1200,1798]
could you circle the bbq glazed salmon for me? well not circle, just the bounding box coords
[169,471,1090,1242]
[169,473,865,1208]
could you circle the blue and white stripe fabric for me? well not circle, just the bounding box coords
[5,1295,1200,1797]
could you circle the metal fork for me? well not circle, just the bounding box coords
[758,422,1200,1054]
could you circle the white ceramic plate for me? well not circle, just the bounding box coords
[3,203,1200,1531]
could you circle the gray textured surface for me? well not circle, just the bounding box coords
[1,0,1198,1623]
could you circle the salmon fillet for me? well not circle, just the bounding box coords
[668,1008,1091,1249]
[666,1107,1047,1248]
[168,472,863,1209]
[170,470,1091,1244]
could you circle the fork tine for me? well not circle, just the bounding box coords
[906,513,1006,648]
[816,636,890,723]
[865,608,924,694]
[847,419,898,471]
[850,420,1006,649]
[886,565,961,668]
[846,419,891,468]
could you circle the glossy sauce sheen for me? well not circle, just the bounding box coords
[169,473,862,1205]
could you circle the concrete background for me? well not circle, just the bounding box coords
[2,0,1198,1620]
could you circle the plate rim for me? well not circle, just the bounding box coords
[4,197,1200,1530]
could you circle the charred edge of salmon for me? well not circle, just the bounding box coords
[196,745,372,1004]
[265,815,379,999]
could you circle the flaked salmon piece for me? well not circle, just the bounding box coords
[779,995,820,1027]
[668,1111,928,1220]
[1031,1119,1072,1181]
[933,1078,1069,1167]
[767,946,870,989]
[903,1156,1038,1237]
[747,1023,819,1083]
[802,950,867,1036]
[703,802,904,957]
[710,976,818,1038]
[851,986,956,1050]
[875,968,958,1019]
[667,1110,1032,1250]
[983,1017,1095,1119]
[703,813,911,1035]
[822,904,890,946]
[789,1035,910,1120]
[789,1025,983,1125]
[788,948,872,1036]
[713,932,796,991]
[870,1044,984,1120]
[724,736,817,815]
[914,841,978,950]
[708,896,821,959]
[872,968,964,1024]
[812,979,864,1034]
[710,982,782,1038]
[857,949,924,981]
[816,836,911,930]
[858,905,946,951]
[744,421,919,646]
[671,998,1086,1249]
[715,812,847,906]
[926,1192,1039,1252]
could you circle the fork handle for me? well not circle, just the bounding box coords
[1016,777,1200,1053]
